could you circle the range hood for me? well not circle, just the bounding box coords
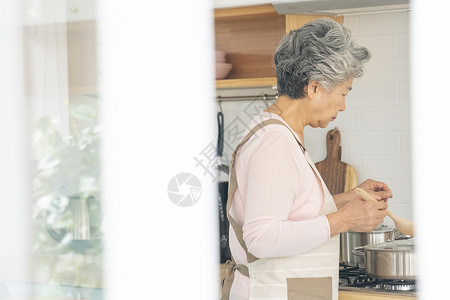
[272,0,410,15]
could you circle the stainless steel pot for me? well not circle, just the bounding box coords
[352,238,415,280]
[340,225,395,267]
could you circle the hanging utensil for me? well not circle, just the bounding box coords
[217,110,229,175]
[217,107,231,263]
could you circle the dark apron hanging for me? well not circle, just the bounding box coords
[217,111,231,263]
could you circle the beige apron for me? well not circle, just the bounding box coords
[221,119,339,300]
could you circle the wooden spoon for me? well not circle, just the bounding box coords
[355,188,414,237]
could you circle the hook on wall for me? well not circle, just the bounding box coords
[217,96,223,112]
[262,94,269,109]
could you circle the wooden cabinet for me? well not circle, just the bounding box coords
[214,0,272,9]
[22,10,97,96]
[67,21,97,95]
[214,4,343,88]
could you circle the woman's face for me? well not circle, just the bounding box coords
[308,77,354,128]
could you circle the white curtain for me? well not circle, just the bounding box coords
[99,0,218,299]
[0,0,31,287]
[22,0,70,136]
[411,0,450,298]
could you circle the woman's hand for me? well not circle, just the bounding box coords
[339,197,388,232]
[327,179,392,236]
[333,179,393,208]
[326,197,388,236]
[357,179,393,202]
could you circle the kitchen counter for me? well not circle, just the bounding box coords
[0,280,102,300]
[0,252,102,288]
[0,252,103,300]
[339,289,416,299]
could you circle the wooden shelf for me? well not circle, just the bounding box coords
[216,77,276,89]
[214,5,343,89]
[214,4,276,18]
[214,5,284,82]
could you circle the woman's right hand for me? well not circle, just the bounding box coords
[340,198,388,232]
[326,198,388,237]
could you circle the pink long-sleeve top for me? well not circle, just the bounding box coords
[228,111,332,300]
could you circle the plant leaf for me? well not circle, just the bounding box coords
[70,105,97,121]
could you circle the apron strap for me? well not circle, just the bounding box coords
[220,259,249,300]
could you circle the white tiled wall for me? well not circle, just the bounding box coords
[216,11,412,224]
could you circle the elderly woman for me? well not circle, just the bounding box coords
[222,19,392,300]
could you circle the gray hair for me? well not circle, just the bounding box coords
[274,18,371,99]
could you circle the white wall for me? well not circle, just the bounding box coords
[341,11,411,224]
[217,11,412,224]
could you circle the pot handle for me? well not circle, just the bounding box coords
[392,227,411,240]
[389,228,398,241]
[352,246,365,258]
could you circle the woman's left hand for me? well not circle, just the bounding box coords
[333,179,393,208]
[357,179,393,202]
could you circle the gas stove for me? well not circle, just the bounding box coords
[339,265,416,296]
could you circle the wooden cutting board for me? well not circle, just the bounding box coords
[315,128,357,195]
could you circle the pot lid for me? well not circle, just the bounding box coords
[348,224,395,233]
[365,238,415,252]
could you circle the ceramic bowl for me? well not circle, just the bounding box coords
[215,50,226,63]
[216,63,232,79]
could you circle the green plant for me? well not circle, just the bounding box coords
[31,103,102,287]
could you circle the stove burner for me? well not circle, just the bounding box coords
[382,280,416,292]
[339,266,380,287]
[339,265,416,293]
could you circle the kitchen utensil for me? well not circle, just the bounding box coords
[216,63,233,80]
[355,188,414,237]
[315,128,361,265]
[217,111,229,175]
[340,225,396,267]
[315,128,357,195]
[215,50,226,63]
[217,110,231,263]
[46,194,100,253]
[352,238,415,280]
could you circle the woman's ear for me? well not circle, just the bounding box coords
[306,80,320,98]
